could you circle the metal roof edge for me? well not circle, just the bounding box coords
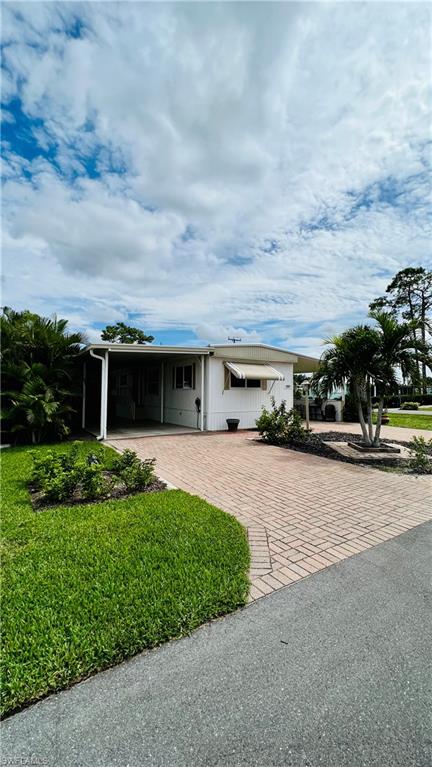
[80,343,212,355]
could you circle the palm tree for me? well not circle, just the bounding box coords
[312,311,427,447]
[1,308,84,444]
[3,363,74,444]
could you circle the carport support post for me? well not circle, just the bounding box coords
[160,362,164,424]
[81,361,86,429]
[200,354,205,431]
[101,350,109,440]
[89,348,109,440]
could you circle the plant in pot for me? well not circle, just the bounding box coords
[226,418,240,432]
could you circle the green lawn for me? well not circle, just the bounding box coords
[374,412,432,430]
[1,442,250,716]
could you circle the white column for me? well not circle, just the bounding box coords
[99,356,104,440]
[81,361,86,429]
[160,362,164,424]
[206,356,211,431]
[200,354,205,431]
[101,350,109,440]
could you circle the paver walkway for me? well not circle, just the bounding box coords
[108,429,432,601]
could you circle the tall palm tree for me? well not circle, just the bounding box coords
[312,311,427,447]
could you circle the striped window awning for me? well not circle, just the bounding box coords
[224,362,285,381]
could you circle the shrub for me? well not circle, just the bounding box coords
[408,437,432,474]
[112,448,139,471]
[256,398,310,445]
[34,459,78,503]
[31,444,157,504]
[114,449,156,491]
[31,443,87,488]
[285,408,310,442]
[79,462,112,499]
[31,449,60,488]
[400,402,419,410]
[383,394,432,407]
[120,459,156,491]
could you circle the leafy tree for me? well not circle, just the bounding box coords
[101,322,154,344]
[370,267,432,389]
[312,311,427,447]
[1,307,83,444]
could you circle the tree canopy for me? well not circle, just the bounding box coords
[312,310,425,446]
[369,267,432,387]
[101,322,154,344]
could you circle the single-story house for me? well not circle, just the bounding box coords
[80,342,320,439]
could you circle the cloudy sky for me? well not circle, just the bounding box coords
[2,2,431,354]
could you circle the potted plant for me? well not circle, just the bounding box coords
[226,418,240,432]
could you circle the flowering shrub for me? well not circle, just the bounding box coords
[256,398,310,445]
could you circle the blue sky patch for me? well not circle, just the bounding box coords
[1,2,430,354]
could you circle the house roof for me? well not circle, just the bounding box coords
[81,342,319,372]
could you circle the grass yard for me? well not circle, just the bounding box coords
[1,442,250,717]
[374,412,432,430]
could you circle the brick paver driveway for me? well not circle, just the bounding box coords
[109,432,432,601]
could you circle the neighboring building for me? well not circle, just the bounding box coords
[80,343,319,439]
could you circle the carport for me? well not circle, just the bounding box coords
[80,344,211,440]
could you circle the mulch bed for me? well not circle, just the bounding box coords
[30,476,167,510]
[259,431,431,474]
[317,431,431,451]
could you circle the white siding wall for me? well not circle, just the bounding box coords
[163,356,204,429]
[206,357,293,431]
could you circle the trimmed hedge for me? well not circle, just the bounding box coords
[378,394,432,407]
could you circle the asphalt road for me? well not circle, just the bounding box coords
[2,522,431,767]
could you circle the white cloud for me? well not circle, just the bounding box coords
[1,2,431,353]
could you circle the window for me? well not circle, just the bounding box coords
[230,374,261,389]
[174,364,195,389]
